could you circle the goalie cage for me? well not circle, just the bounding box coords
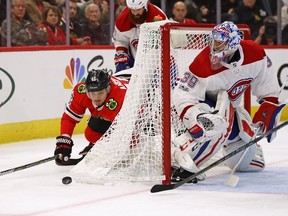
[71,20,251,185]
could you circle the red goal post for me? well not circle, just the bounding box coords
[71,21,251,185]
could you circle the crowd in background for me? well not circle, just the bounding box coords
[0,0,287,47]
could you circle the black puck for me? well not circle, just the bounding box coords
[62,176,72,185]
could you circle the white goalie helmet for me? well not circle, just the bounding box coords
[126,0,148,10]
[210,21,241,69]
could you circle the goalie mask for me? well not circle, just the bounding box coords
[210,21,241,70]
[85,69,111,92]
[126,0,148,10]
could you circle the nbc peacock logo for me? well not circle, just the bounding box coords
[63,58,86,89]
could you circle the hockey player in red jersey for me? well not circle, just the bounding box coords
[171,21,286,182]
[54,69,128,165]
[112,0,167,74]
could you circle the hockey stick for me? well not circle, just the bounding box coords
[56,156,84,166]
[0,155,59,177]
[150,120,288,193]
[225,127,261,187]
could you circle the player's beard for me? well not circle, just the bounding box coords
[129,10,147,25]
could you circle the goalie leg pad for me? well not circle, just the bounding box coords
[235,106,256,143]
[190,133,231,168]
[175,91,235,168]
[171,131,206,180]
[172,129,230,169]
[223,140,265,172]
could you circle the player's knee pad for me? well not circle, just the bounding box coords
[223,140,265,172]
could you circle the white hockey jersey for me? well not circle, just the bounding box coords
[173,40,280,118]
[112,3,167,59]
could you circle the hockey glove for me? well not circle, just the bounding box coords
[79,143,94,156]
[54,136,73,165]
[252,98,286,143]
[114,52,134,72]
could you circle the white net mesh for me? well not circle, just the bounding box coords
[71,20,247,184]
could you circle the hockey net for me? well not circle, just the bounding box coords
[71,20,251,184]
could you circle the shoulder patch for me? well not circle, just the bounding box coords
[106,98,118,111]
[77,84,86,94]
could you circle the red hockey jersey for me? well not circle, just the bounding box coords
[60,76,128,143]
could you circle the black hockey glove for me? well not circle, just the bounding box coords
[79,143,94,156]
[54,136,73,165]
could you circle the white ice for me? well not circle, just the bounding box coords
[0,125,288,216]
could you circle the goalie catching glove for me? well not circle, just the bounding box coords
[114,52,134,72]
[54,136,73,165]
[252,97,286,143]
[182,91,232,143]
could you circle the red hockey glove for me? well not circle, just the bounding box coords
[54,136,73,165]
[253,98,286,143]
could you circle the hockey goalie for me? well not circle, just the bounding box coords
[171,21,286,183]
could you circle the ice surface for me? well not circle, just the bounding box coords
[0,125,288,216]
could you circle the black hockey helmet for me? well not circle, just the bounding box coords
[85,69,111,92]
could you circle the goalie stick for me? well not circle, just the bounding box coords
[225,127,261,187]
[150,120,288,193]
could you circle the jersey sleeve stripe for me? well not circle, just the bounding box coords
[64,106,84,122]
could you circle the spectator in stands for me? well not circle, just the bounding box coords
[38,6,66,45]
[257,0,277,17]
[194,0,216,23]
[79,0,109,26]
[165,0,181,20]
[221,0,239,23]
[1,0,48,46]
[58,0,83,39]
[38,5,90,45]
[170,1,197,24]
[234,0,268,40]
[115,0,126,18]
[184,0,202,22]
[25,0,51,25]
[255,16,277,45]
[282,0,288,30]
[80,3,109,45]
